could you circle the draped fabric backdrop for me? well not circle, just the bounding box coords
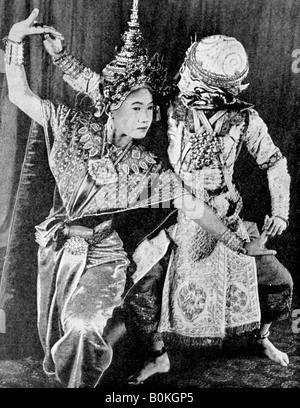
[0,0,299,359]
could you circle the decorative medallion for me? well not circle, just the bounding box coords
[177,283,207,322]
[88,156,118,185]
[63,236,89,255]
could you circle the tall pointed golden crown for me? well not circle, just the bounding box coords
[98,0,169,112]
[102,0,147,82]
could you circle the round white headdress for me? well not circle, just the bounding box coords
[179,35,249,95]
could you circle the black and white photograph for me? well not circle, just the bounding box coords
[0,0,299,396]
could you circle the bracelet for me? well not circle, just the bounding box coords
[52,49,93,81]
[52,47,69,62]
[52,48,73,68]
[219,229,247,255]
[3,36,25,65]
[253,329,270,341]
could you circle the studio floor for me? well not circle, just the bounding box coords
[0,246,299,390]
[0,307,299,389]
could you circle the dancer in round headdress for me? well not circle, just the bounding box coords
[156,35,292,370]
[122,36,292,385]
[128,36,292,384]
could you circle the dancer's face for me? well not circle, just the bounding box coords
[112,88,154,141]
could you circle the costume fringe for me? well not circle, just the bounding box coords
[161,321,260,348]
[161,331,224,348]
[225,321,260,336]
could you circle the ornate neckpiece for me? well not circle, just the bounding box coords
[88,132,133,185]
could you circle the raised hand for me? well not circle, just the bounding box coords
[8,9,64,42]
[244,229,277,257]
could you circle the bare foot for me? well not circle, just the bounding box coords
[259,338,289,367]
[128,352,170,385]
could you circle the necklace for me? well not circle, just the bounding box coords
[88,129,133,185]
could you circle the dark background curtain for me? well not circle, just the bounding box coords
[0,0,299,359]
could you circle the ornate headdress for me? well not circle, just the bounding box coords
[177,35,250,110]
[181,35,249,94]
[100,0,169,112]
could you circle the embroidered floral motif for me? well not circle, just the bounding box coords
[132,150,141,160]
[77,117,104,158]
[115,146,158,176]
[226,283,248,315]
[45,100,186,216]
[189,226,217,260]
[88,157,118,185]
[177,283,207,322]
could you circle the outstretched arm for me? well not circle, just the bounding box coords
[5,9,63,126]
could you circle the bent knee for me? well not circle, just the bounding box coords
[256,255,293,289]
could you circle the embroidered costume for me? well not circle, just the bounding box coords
[36,98,186,387]
[156,36,293,344]
[158,105,292,344]
[122,36,293,349]
[48,21,293,351]
[32,1,188,387]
